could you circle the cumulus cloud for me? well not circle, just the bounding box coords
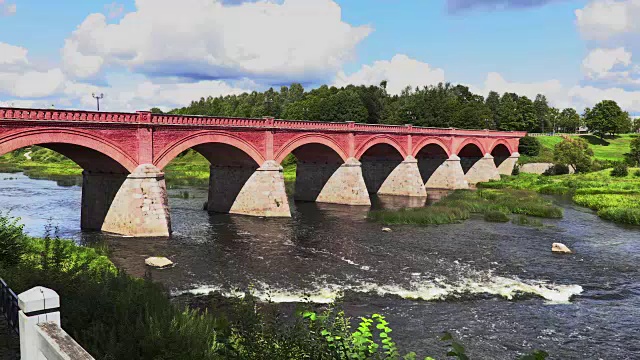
[62,0,372,85]
[333,54,445,95]
[0,42,66,98]
[582,47,633,79]
[575,0,640,40]
[447,0,564,13]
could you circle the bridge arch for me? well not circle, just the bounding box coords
[0,128,137,173]
[154,131,265,170]
[489,139,514,155]
[412,138,452,158]
[355,135,407,160]
[455,138,487,156]
[275,134,348,164]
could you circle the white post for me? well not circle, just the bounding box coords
[18,286,61,360]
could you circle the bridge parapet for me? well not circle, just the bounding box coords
[0,107,526,138]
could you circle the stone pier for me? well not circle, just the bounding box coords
[424,155,469,190]
[295,157,370,206]
[207,160,290,217]
[377,156,427,197]
[497,152,520,175]
[465,154,501,185]
[101,164,171,237]
[80,171,128,231]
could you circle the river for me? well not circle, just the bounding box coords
[1,172,638,359]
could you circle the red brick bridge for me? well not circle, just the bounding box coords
[0,107,525,237]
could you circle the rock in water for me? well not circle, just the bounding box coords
[382,227,392,232]
[552,243,572,254]
[145,257,174,269]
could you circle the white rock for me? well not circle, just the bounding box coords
[145,257,174,268]
[382,227,392,232]
[552,243,572,254]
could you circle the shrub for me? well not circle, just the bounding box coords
[484,211,510,222]
[611,162,629,177]
[0,214,26,268]
[518,136,541,156]
[553,137,593,173]
[512,164,520,176]
[543,164,570,176]
[634,169,640,178]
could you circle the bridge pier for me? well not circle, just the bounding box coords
[101,164,172,237]
[497,152,520,175]
[207,160,290,217]
[295,157,370,206]
[465,154,501,185]
[377,156,427,197]
[81,171,128,231]
[424,154,469,190]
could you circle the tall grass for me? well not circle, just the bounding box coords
[368,189,562,226]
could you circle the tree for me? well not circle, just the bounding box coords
[534,94,550,132]
[628,136,640,166]
[517,96,537,131]
[553,137,594,173]
[497,93,519,130]
[584,100,628,138]
[518,136,541,156]
[150,107,164,114]
[485,91,500,129]
[557,108,581,133]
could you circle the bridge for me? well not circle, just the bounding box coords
[0,107,525,237]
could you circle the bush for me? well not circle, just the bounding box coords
[484,211,510,222]
[611,162,629,177]
[553,137,594,173]
[634,169,640,178]
[0,214,26,268]
[543,164,570,176]
[512,164,520,176]
[518,136,541,156]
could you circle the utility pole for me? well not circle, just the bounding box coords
[92,93,104,111]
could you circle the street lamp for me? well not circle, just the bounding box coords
[92,93,104,111]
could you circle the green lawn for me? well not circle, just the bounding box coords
[520,134,637,164]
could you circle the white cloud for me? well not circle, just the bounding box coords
[62,0,372,84]
[333,54,445,95]
[471,72,570,106]
[568,85,640,112]
[575,0,640,40]
[0,42,66,98]
[104,2,125,19]
[0,43,28,68]
[582,47,633,79]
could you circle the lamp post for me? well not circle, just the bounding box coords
[92,93,104,111]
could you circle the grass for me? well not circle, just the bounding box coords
[519,134,638,164]
[480,169,640,225]
[367,189,562,226]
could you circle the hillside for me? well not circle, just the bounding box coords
[519,134,637,164]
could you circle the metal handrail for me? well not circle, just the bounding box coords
[0,278,19,334]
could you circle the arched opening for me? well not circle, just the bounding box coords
[416,143,449,185]
[359,144,404,194]
[458,143,484,174]
[288,143,345,202]
[491,144,511,168]
[0,140,132,232]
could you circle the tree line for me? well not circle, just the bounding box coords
[154,82,636,135]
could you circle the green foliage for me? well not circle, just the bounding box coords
[518,137,541,156]
[484,210,510,222]
[511,164,520,176]
[512,215,543,227]
[553,137,594,173]
[583,100,632,138]
[542,164,569,176]
[628,136,640,166]
[368,189,562,226]
[0,214,26,268]
[611,162,629,177]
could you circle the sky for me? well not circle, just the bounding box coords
[1,0,640,114]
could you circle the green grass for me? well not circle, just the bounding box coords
[520,134,638,164]
[368,189,562,226]
[480,169,640,225]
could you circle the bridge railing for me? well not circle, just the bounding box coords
[0,107,526,137]
[0,277,19,334]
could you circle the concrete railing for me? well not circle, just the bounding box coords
[18,286,93,360]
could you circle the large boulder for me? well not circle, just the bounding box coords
[552,243,572,254]
[145,257,174,269]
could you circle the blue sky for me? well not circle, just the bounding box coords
[1,0,639,113]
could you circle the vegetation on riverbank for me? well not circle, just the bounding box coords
[0,214,550,359]
[368,189,562,226]
[518,134,637,164]
[479,170,640,225]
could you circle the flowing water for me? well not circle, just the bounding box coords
[1,172,639,359]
